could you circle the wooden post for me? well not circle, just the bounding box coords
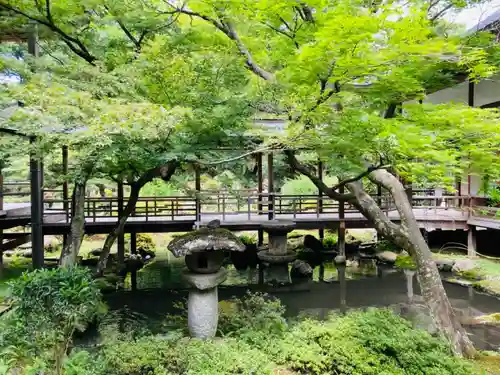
[195,166,201,222]
[467,225,477,257]
[468,80,475,107]
[318,160,324,241]
[267,152,274,220]
[377,184,382,207]
[130,232,137,291]
[30,136,44,269]
[0,166,3,272]
[257,153,264,245]
[28,25,43,269]
[117,181,125,265]
[62,145,69,247]
[405,182,413,207]
[338,185,345,257]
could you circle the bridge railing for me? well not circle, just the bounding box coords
[42,192,471,223]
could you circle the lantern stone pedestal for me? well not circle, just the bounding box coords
[258,221,296,284]
[182,268,228,339]
[167,220,245,339]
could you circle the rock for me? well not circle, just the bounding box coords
[21,249,32,258]
[400,250,409,257]
[296,248,322,268]
[452,259,477,273]
[206,219,221,229]
[3,250,15,258]
[335,255,347,265]
[304,235,324,252]
[376,251,398,264]
[435,259,455,272]
[290,260,313,279]
[89,248,103,257]
[230,244,258,271]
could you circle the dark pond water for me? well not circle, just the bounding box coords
[99,253,500,351]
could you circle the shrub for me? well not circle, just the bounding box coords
[218,292,287,337]
[136,234,155,253]
[239,234,256,246]
[4,267,106,374]
[322,235,337,248]
[264,309,472,375]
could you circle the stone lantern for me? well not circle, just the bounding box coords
[257,220,297,284]
[167,220,244,339]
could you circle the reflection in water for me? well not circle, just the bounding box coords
[404,270,415,304]
[114,251,500,351]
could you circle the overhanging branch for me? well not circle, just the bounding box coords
[284,150,354,201]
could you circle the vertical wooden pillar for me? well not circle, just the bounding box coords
[257,153,264,245]
[130,232,137,291]
[267,153,274,220]
[0,167,3,271]
[466,80,474,206]
[195,166,201,222]
[28,25,43,269]
[318,160,324,241]
[30,136,44,269]
[405,182,413,207]
[338,185,345,257]
[117,181,125,265]
[62,145,69,247]
[467,225,477,257]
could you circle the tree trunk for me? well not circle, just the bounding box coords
[95,183,140,276]
[95,161,178,276]
[345,170,475,358]
[285,151,475,357]
[59,181,86,267]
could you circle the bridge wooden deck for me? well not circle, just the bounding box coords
[1,193,492,234]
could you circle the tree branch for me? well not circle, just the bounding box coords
[0,2,96,65]
[164,5,275,81]
[284,150,354,201]
[331,164,388,191]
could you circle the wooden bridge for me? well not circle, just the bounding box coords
[1,191,497,234]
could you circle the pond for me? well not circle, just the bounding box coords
[97,252,500,351]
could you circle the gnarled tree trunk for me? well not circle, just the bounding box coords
[347,170,475,358]
[95,161,178,276]
[285,152,475,357]
[59,181,87,267]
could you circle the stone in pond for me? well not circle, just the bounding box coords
[376,251,398,264]
[452,259,476,273]
[89,248,103,257]
[303,235,324,253]
[435,259,455,272]
[290,260,313,279]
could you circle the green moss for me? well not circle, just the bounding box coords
[395,255,416,270]
[457,269,482,281]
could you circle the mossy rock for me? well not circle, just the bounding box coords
[457,269,482,281]
[395,255,416,271]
